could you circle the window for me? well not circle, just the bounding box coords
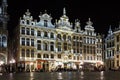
[26,20,29,24]
[51,54,54,58]
[37,31,41,37]
[64,43,67,50]
[37,40,41,50]
[22,38,25,46]
[31,39,34,46]
[43,54,49,58]
[26,38,30,46]
[44,43,48,50]
[44,32,48,37]
[21,49,25,57]
[31,50,34,57]
[50,33,54,38]
[58,42,61,51]
[0,37,1,47]
[50,42,54,51]
[117,35,119,42]
[2,36,6,47]
[57,34,61,40]
[21,27,25,34]
[63,35,66,41]
[58,54,61,59]
[26,49,30,57]
[37,54,41,58]
[68,36,71,41]
[117,45,119,51]
[44,20,47,27]
[31,29,34,36]
[26,28,30,35]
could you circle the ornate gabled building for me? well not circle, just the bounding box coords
[0,0,9,65]
[105,26,115,69]
[13,8,103,71]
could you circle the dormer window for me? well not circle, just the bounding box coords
[44,20,47,27]
[26,20,29,25]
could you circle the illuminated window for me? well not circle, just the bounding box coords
[2,36,6,47]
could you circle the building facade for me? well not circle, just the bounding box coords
[0,0,8,66]
[105,26,115,70]
[13,8,103,71]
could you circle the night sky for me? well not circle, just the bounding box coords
[7,0,120,36]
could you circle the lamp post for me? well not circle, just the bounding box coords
[9,59,15,72]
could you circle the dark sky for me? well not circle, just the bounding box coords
[7,0,120,36]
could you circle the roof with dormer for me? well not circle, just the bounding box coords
[56,8,72,31]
